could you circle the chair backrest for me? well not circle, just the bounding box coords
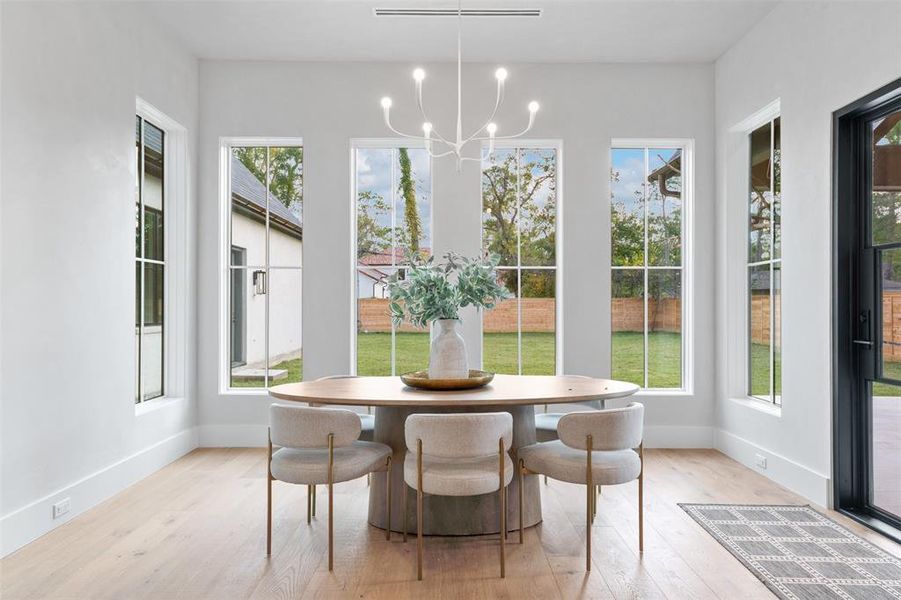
[557,402,644,451]
[405,413,513,459]
[269,404,361,449]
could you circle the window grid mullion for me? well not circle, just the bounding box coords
[264,147,271,389]
[138,117,146,403]
[390,148,398,376]
[769,120,776,404]
[643,147,649,390]
[516,148,523,375]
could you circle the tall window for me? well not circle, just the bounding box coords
[610,144,685,390]
[226,142,303,389]
[748,118,781,404]
[135,116,165,403]
[353,144,432,376]
[481,145,559,375]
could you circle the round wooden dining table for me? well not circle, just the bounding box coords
[269,374,639,536]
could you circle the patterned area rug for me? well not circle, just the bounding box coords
[680,504,901,600]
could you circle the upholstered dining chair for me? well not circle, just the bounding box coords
[307,375,376,518]
[403,412,514,580]
[314,375,374,441]
[517,402,644,572]
[535,375,604,489]
[267,404,393,571]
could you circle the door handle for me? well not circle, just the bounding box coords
[853,339,873,347]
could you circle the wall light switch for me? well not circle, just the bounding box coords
[755,454,767,470]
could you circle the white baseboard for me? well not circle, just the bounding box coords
[198,423,268,447]
[715,429,831,507]
[198,422,714,449]
[644,425,714,448]
[0,428,198,558]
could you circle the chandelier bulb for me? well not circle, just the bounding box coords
[528,101,540,113]
[486,123,498,136]
[413,68,426,82]
[495,67,508,82]
[381,97,393,109]
[422,122,433,135]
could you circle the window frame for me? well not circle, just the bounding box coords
[741,109,782,406]
[349,138,434,377]
[135,98,189,409]
[610,138,694,394]
[218,136,304,394]
[479,139,564,377]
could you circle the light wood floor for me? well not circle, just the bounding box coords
[3,448,900,599]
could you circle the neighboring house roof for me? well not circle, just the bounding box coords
[231,155,303,238]
[358,247,431,266]
[647,149,682,199]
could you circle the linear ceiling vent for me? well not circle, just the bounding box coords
[374,8,542,17]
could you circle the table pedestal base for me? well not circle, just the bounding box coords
[367,404,543,536]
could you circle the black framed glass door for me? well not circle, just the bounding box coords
[834,77,901,541]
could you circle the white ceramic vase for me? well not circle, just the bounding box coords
[428,319,469,379]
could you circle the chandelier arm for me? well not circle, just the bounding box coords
[462,81,504,144]
[384,112,441,141]
[472,112,536,141]
[427,148,457,159]
[415,85,453,147]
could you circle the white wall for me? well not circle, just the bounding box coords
[197,61,717,447]
[0,3,199,555]
[230,215,303,367]
[714,2,901,506]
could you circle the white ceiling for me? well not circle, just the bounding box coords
[140,0,778,63]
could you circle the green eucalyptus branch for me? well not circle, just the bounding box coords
[388,252,511,329]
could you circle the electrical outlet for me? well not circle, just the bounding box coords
[755,454,767,470]
[52,497,71,519]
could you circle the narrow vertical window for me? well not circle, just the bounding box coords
[227,143,303,389]
[135,116,165,403]
[354,145,432,376]
[748,118,781,404]
[611,144,685,389]
[481,145,559,375]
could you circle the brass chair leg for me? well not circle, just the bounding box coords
[518,459,524,545]
[499,438,506,578]
[312,484,316,517]
[267,429,273,556]
[307,485,312,524]
[327,434,334,572]
[504,487,509,540]
[385,457,392,542]
[417,439,424,581]
[638,443,644,553]
[586,434,593,572]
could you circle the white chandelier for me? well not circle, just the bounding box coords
[379,1,540,170]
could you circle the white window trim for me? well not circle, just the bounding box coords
[610,137,694,394]
[349,138,433,376]
[726,99,783,411]
[478,139,564,376]
[135,98,190,410]
[218,136,304,395]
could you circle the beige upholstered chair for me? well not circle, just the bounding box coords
[267,404,393,571]
[307,375,375,517]
[314,375,374,441]
[535,400,604,442]
[518,402,644,572]
[403,412,514,580]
